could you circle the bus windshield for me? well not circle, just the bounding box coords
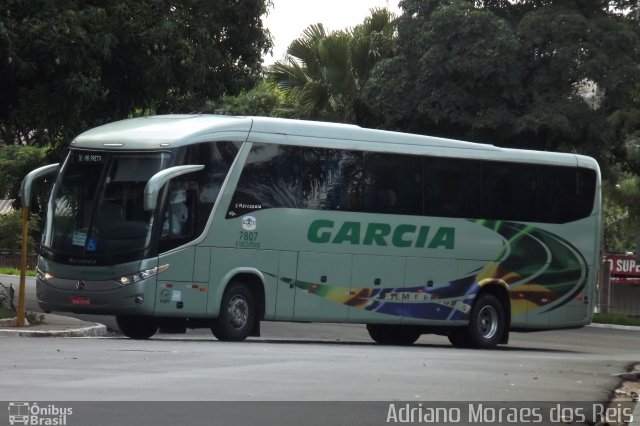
[42,151,172,264]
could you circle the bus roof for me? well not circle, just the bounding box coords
[70,114,598,170]
[71,115,254,148]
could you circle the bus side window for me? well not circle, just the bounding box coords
[539,166,596,223]
[302,148,363,211]
[362,153,422,215]
[227,143,301,217]
[483,162,537,222]
[424,157,481,219]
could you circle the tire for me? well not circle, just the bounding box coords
[158,324,187,334]
[211,282,256,342]
[366,324,421,346]
[467,293,505,349]
[116,315,158,340]
[447,328,470,348]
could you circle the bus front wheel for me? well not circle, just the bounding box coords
[366,324,421,345]
[116,315,158,340]
[211,281,256,342]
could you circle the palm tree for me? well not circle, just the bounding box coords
[269,8,396,123]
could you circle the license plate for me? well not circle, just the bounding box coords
[71,296,90,305]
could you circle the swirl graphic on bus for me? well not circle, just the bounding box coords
[265,220,588,321]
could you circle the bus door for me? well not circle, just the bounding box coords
[293,252,351,322]
[154,183,209,317]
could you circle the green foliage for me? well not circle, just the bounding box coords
[602,171,640,253]
[0,306,13,320]
[0,145,49,202]
[603,182,635,253]
[369,1,525,139]
[26,311,46,325]
[205,81,295,118]
[0,210,41,256]
[0,0,272,148]
[365,0,639,168]
[0,282,16,313]
[0,268,36,277]
[593,313,640,327]
[0,282,45,323]
[0,283,43,324]
[269,8,396,123]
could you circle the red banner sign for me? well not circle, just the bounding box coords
[603,254,640,284]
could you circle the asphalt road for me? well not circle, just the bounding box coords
[1,323,639,401]
[1,273,639,406]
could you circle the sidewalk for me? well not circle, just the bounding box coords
[0,313,107,337]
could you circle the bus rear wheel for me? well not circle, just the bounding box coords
[448,293,505,349]
[211,281,256,342]
[366,324,421,346]
[116,315,158,340]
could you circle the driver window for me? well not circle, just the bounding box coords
[157,140,240,253]
[160,181,197,245]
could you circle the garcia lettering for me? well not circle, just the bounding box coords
[307,220,455,249]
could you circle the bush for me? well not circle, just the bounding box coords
[0,282,16,319]
[0,210,41,266]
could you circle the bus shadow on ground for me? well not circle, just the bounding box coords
[115,334,582,354]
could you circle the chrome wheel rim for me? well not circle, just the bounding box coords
[227,295,249,330]
[477,305,499,339]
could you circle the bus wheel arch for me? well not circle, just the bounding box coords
[211,272,264,341]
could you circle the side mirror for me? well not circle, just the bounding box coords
[20,163,60,208]
[143,165,204,211]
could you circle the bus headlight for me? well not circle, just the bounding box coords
[115,264,168,286]
[36,269,54,282]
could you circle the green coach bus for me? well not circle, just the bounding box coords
[28,115,601,348]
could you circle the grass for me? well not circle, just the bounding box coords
[0,267,36,277]
[593,313,640,327]
[0,306,15,320]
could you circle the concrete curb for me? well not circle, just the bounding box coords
[0,323,107,337]
[0,315,108,337]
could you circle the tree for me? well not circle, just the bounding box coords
[0,145,49,209]
[366,1,524,139]
[205,81,295,118]
[269,8,396,123]
[0,0,272,148]
[0,210,40,258]
[603,173,640,253]
[364,0,640,164]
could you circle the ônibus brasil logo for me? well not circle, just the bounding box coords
[8,402,73,425]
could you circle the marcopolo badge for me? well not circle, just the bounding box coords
[242,216,257,231]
